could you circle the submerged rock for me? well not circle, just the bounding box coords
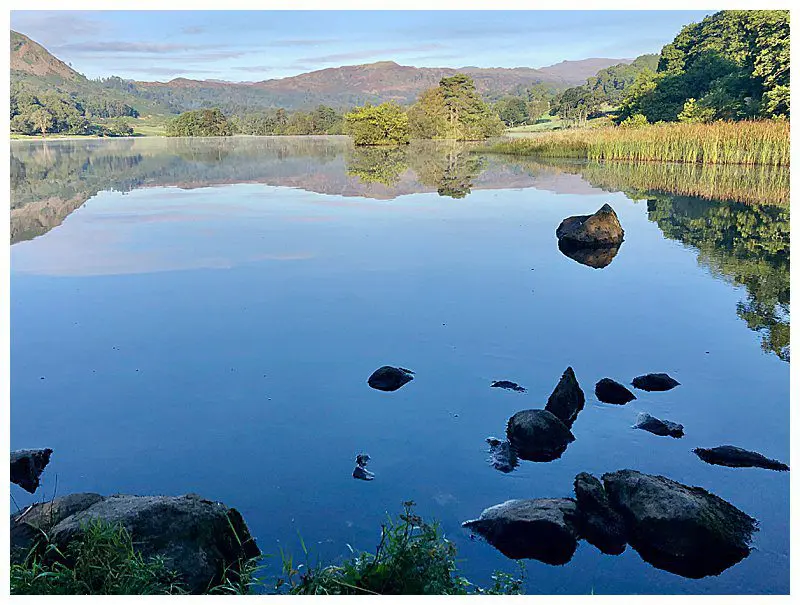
[602,469,757,578]
[631,373,680,392]
[694,446,789,471]
[595,378,636,405]
[573,473,627,555]
[556,203,625,249]
[486,437,519,473]
[558,240,620,269]
[544,367,585,428]
[367,366,414,392]
[11,493,260,593]
[353,453,375,481]
[506,409,575,462]
[10,448,53,493]
[634,413,684,438]
[490,380,526,393]
[463,498,579,564]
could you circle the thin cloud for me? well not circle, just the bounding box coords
[181,25,205,35]
[295,44,446,65]
[232,65,279,72]
[55,41,231,54]
[11,11,108,46]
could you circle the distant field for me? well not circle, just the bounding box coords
[10,115,170,139]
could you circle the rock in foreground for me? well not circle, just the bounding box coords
[694,446,789,471]
[11,493,260,593]
[10,448,53,493]
[486,437,519,473]
[556,204,624,249]
[573,473,627,555]
[634,413,684,438]
[631,373,680,392]
[490,380,526,393]
[463,498,579,564]
[506,409,575,462]
[367,366,414,392]
[595,379,636,405]
[602,470,757,578]
[544,367,585,428]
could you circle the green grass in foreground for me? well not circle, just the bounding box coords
[490,120,789,166]
[11,502,524,595]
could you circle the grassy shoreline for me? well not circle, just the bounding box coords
[487,121,789,167]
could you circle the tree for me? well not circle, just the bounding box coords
[552,86,601,126]
[165,108,233,137]
[495,96,529,127]
[408,74,503,140]
[30,108,54,136]
[344,102,410,146]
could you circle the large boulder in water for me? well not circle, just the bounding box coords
[11,493,260,594]
[558,240,620,269]
[602,470,757,578]
[694,445,789,471]
[631,373,680,392]
[556,204,624,249]
[506,409,575,462]
[11,448,53,493]
[544,367,585,428]
[595,378,636,405]
[573,473,627,555]
[462,498,579,564]
[367,366,414,392]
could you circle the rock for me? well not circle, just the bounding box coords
[556,204,624,249]
[353,453,374,481]
[14,493,260,593]
[694,446,789,471]
[634,413,684,438]
[367,366,414,392]
[10,448,53,493]
[490,380,526,393]
[544,367,585,428]
[602,470,757,578]
[486,437,519,473]
[463,498,579,564]
[506,409,575,462]
[573,473,627,555]
[558,240,620,269]
[631,373,680,392]
[11,493,104,557]
[595,378,636,405]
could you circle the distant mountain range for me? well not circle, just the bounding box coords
[11,30,633,112]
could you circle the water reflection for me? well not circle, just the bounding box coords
[9,137,789,360]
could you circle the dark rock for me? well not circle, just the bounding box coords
[506,409,575,462]
[694,446,789,471]
[602,470,757,578]
[10,448,53,493]
[573,473,627,555]
[367,366,414,392]
[556,203,624,249]
[463,498,579,564]
[353,453,374,481]
[16,493,260,593]
[558,240,620,269]
[631,373,680,392]
[11,493,104,558]
[544,367,585,428]
[595,378,636,405]
[486,437,519,473]
[634,413,684,438]
[490,380,526,393]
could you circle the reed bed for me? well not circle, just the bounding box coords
[489,120,790,167]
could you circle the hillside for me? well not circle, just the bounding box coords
[11,30,628,112]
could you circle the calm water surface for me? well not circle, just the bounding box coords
[10,137,789,594]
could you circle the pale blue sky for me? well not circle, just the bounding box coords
[11,10,713,82]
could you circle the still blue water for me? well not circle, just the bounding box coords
[10,138,789,594]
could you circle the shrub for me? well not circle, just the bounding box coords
[344,102,410,146]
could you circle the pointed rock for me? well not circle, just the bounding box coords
[556,203,624,249]
[545,367,585,428]
[573,472,627,555]
[634,413,684,438]
[10,448,53,493]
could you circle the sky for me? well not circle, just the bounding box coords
[10,10,714,82]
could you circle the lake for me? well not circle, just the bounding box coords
[9,136,789,594]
